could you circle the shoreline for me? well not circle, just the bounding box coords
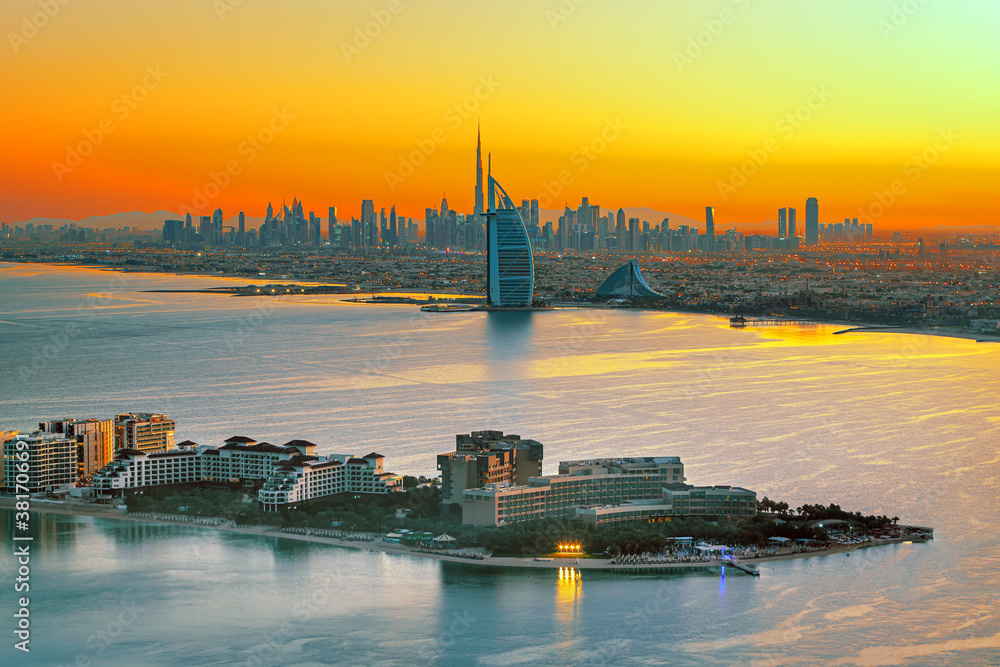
[1,498,927,573]
[832,325,1000,343]
[4,261,995,344]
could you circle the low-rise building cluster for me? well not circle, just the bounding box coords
[439,435,757,527]
[90,436,402,508]
[6,419,757,528]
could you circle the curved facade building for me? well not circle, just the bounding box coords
[485,168,534,306]
[597,259,662,298]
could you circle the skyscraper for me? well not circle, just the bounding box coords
[310,212,321,245]
[424,209,437,247]
[212,208,224,245]
[788,208,797,239]
[361,199,376,247]
[162,219,183,245]
[705,206,715,238]
[615,208,628,250]
[778,208,787,239]
[389,205,397,246]
[326,206,337,243]
[474,122,484,217]
[485,157,534,307]
[805,198,819,245]
[439,197,450,248]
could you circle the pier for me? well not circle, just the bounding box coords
[722,557,760,576]
[730,316,819,328]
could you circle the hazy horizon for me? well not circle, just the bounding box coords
[3,1,997,229]
[8,206,998,237]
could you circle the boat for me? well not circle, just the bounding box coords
[420,303,476,312]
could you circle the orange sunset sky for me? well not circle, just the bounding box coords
[2,0,998,229]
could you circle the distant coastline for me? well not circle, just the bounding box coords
[4,260,997,344]
[1,498,930,573]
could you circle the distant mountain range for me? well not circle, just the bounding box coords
[7,209,997,235]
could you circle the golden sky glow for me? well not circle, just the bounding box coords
[2,0,998,228]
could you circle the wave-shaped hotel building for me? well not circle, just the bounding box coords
[596,259,663,299]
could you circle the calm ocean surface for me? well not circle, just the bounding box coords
[1,262,998,666]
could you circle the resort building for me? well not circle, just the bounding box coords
[575,484,758,526]
[39,418,114,481]
[437,430,543,506]
[94,449,201,491]
[461,456,757,527]
[0,431,20,490]
[3,431,78,493]
[462,456,687,526]
[659,483,757,518]
[92,436,402,507]
[258,452,402,511]
[200,437,317,487]
[485,166,534,307]
[114,413,176,453]
[93,437,315,493]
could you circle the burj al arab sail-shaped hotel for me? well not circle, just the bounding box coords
[484,157,534,307]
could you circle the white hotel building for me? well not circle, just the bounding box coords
[92,436,402,507]
[258,452,401,511]
[462,456,756,527]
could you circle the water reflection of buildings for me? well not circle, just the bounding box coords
[483,311,534,418]
[0,510,82,556]
[555,567,582,633]
[485,311,533,375]
[34,511,72,552]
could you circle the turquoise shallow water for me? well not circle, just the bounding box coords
[1,262,998,665]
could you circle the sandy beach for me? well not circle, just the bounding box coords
[2,498,926,573]
[834,325,1000,343]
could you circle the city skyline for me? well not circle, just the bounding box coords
[2,1,997,228]
[4,128,898,252]
[2,2,998,664]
